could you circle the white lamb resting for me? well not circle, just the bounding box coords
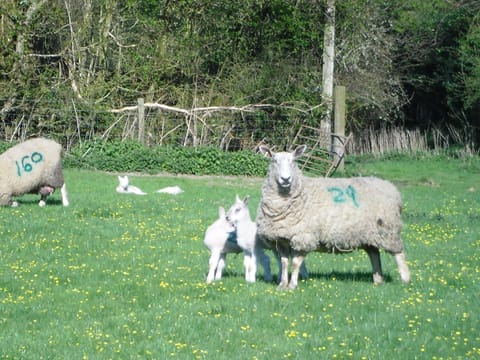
[225,195,272,283]
[256,145,411,290]
[203,206,239,283]
[0,138,69,207]
[116,175,147,195]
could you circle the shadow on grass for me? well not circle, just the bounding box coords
[216,270,392,284]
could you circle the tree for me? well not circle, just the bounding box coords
[321,0,335,140]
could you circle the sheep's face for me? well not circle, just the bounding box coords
[226,195,250,224]
[260,145,306,191]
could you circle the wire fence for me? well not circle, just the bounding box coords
[0,98,323,152]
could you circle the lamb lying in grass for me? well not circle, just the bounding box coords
[256,145,411,289]
[116,175,147,195]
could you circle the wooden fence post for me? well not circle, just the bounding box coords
[333,85,346,171]
[137,97,145,144]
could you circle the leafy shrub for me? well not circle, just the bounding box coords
[64,139,269,176]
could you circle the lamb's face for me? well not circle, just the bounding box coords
[226,195,249,224]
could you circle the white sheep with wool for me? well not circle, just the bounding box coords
[256,145,410,290]
[0,138,69,207]
[203,206,239,283]
[225,195,272,283]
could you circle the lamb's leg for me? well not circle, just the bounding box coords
[365,246,383,284]
[215,253,227,281]
[394,251,411,283]
[288,253,306,289]
[207,250,221,283]
[243,250,257,282]
[61,183,69,207]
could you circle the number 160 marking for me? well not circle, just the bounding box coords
[15,152,43,176]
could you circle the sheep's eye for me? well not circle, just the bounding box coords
[235,208,241,213]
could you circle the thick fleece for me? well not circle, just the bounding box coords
[0,138,69,206]
[256,145,410,289]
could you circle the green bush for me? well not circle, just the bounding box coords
[64,139,269,176]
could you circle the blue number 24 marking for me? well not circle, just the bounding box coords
[327,185,359,208]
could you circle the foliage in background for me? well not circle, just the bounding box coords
[65,140,269,176]
[0,0,479,147]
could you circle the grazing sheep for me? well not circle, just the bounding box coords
[0,138,69,207]
[226,195,272,283]
[256,145,411,290]
[116,175,147,195]
[203,206,239,283]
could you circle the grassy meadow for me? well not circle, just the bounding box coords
[0,156,479,359]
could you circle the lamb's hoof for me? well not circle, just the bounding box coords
[373,273,384,285]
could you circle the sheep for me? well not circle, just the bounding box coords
[0,137,69,207]
[225,195,272,283]
[116,175,147,195]
[256,145,411,290]
[203,206,240,283]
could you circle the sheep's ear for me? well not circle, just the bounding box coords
[258,145,272,158]
[242,195,249,205]
[294,145,307,159]
[218,207,225,217]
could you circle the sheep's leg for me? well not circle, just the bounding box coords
[207,250,221,283]
[255,247,272,282]
[394,251,411,283]
[215,253,227,281]
[61,183,69,207]
[299,260,309,280]
[365,246,384,284]
[288,253,306,289]
[278,255,290,290]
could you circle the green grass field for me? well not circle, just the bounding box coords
[1,156,479,359]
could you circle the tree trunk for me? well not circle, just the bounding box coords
[321,0,335,147]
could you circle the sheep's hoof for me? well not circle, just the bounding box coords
[287,282,298,290]
[11,201,18,207]
[39,200,46,207]
[277,282,289,291]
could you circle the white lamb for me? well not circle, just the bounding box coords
[225,195,272,283]
[116,175,147,195]
[203,206,239,283]
[0,137,69,207]
[256,145,411,290]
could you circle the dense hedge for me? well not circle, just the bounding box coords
[64,140,269,176]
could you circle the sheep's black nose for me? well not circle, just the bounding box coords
[280,176,291,184]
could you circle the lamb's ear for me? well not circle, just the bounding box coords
[258,145,272,158]
[294,145,307,159]
[235,194,241,202]
[218,206,225,218]
[242,195,250,205]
